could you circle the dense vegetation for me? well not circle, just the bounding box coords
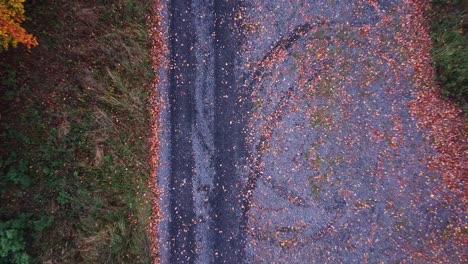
[0,0,155,263]
[431,0,468,112]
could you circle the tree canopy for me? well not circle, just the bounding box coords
[0,0,37,50]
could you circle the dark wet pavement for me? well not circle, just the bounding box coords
[156,0,465,263]
[158,0,248,262]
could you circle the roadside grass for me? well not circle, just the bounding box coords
[0,0,155,263]
[430,0,468,112]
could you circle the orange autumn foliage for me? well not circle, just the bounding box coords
[0,0,37,50]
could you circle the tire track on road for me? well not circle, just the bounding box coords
[166,0,247,262]
[168,1,197,262]
[210,1,247,262]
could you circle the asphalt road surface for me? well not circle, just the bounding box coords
[159,0,248,263]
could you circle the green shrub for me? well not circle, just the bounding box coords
[2,159,31,189]
[0,215,52,264]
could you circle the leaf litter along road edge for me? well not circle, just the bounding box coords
[148,0,163,263]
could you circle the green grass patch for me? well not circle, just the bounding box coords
[431,0,468,111]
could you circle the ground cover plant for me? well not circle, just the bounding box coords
[431,0,468,111]
[0,0,156,262]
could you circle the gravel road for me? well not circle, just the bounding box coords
[156,0,465,263]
